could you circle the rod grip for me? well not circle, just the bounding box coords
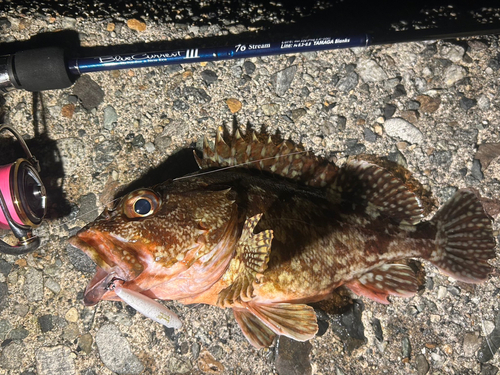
[9,47,74,91]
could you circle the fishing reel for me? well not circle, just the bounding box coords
[0,125,46,254]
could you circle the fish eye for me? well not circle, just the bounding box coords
[134,198,152,215]
[123,189,161,219]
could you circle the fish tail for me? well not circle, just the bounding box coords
[426,189,496,283]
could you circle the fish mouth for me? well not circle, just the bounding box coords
[68,230,141,306]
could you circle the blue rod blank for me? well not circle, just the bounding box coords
[69,35,369,74]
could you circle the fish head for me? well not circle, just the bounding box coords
[69,182,238,306]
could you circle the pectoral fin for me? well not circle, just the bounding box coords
[345,264,418,304]
[217,213,273,307]
[247,302,318,342]
[233,308,276,348]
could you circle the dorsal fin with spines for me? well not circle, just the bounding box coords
[195,127,339,187]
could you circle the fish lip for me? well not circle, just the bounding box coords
[69,230,130,305]
[82,266,116,306]
[68,232,111,271]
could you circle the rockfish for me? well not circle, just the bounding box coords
[69,128,497,348]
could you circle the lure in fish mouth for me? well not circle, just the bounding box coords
[69,128,497,348]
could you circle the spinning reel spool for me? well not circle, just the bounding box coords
[0,125,46,254]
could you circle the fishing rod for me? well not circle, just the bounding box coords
[1,25,500,93]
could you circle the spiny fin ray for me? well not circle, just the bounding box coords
[199,127,339,187]
[328,160,424,225]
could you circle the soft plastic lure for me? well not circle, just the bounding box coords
[110,279,182,329]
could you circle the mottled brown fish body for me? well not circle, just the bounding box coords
[69,128,496,348]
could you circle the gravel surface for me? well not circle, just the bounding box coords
[1,2,500,374]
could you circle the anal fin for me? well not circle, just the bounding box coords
[247,302,318,342]
[233,308,276,348]
[345,264,418,304]
[217,214,273,307]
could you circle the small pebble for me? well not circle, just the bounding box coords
[459,96,477,111]
[35,346,76,375]
[430,150,452,166]
[8,327,29,340]
[76,193,99,223]
[0,17,12,28]
[392,84,407,98]
[420,44,437,59]
[477,95,490,110]
[402,336,411,361]
[198,350,224,373]
[73,75,105,110]
[364,128,377,142]
[463,332,482,357]
[168,356,194,373]
[262,103,280,116]
[95,324,144,374]
[65,307,79,323]
[78,333,93,355]
[336,72,359,92]
[272,65,298,96]
[103,106,118,130]
[407,100,420,110]
[173,99,190,111]
[131,134,145,147]
[291,108,306,121]
[0,319,12,340]
[66,243,96,274]
[226,98,242,113]
[371,318,383,342]
[384,117,424,144]
[13,304,29,317]
[384,103,397,119]
[61,104,75,118]
[444,64,466,86]
[345,139,366,155]
[201,70,218,85]
[329,300,366,354]
[126,19,146,32]
[144,142,155,153]
[468,40,488,51]
[38,315,54,333]
[400,110,419,124]
[243,61,256,75]
[488,56,500,71]
[443,344,453,356]
[191,342,200,360]
[415,354,430,375]
[0,341,25,369]
[23,268,43,302]
[416,95,441,113]
[440,44,465,62]
[481,364,499,375]
[275,336,312,375]
[471,159,484,181]
[357,59,388,82]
